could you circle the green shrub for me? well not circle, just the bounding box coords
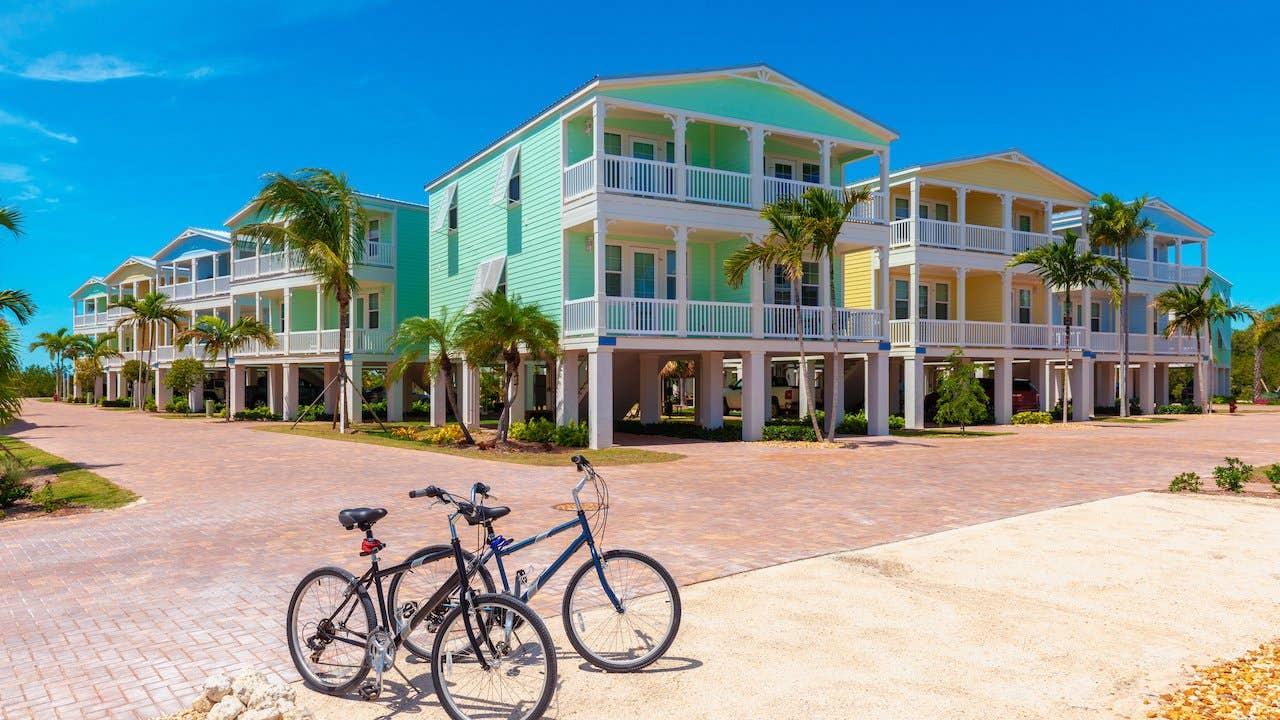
[1050,402,1072,421]
[509,418,558,444]
[0,456,33,506]
[362,399,388,418]
[297,404,330,422]
[555,421,589,448]
[164,397,189,414]
[889,414,906,430]
[1169,471,1202,493]
[31,481,68,513]
[143,397,157,413]
[1012,411,1053,425]
[761,423,817,441]
[1213,457,1253,492]
[1157,403,1201,415]
[408,399,432,417]
[837,411,867,434]
[234,405,281,421]
[420,424,465,445]
[1264,465,1280,493]
[100,398,131,408]
[615,420,742,442]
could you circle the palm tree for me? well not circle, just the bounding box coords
[725,198,825,441]
[1088,194,1155,416]
[800,185,874,439]
[386,310,475,445]
[28,328,77,400]
[0,200,23,238]
[1009,233,1127,424]
[237,169,367,431]
[0,319,21,444]
[110,292,185,410]
[1153,277,1252,414]
[0,290,35,325]
[70,335,121,401]
[175,316,277,421]
[1248,305,1280,401]
[456,292,559,444]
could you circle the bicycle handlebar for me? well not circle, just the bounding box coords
[571,454,592,472]
[408,486,442,499]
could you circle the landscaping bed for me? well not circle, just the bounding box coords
[1155,640,1280,719]
[0,435,137,521]
[1166,459,1280,499]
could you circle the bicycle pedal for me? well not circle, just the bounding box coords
[358,680,381,701]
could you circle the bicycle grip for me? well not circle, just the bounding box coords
[409,486,442,499]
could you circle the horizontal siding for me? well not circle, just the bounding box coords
[843,249,873,308]
[393,206,430,324]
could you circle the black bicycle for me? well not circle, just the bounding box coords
[285,491,557,720]
[388,455,681,672]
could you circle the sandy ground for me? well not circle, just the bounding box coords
[296,491,1280,720]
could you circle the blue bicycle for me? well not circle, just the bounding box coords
[388,455,681,672]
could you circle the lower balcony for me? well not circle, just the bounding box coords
[237,328,394,357]
[563,297,885,342]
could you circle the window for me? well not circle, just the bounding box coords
[918,204,930,219]
[496,267,507,296]
[366,293,380,330]
[1018,215,1032,232]
[772,265,791,304]
[1018,289,1032,324]
[1216,329,1224,349]
[431,183,459,233]
[934,283,949,321]
[367,218,381,242]
[448,196,458,231]
[491,144,523,205]
[1090,302,1101,332]
[772,162,793,180]
[603,133,622,156]
[605,245,622,297]
[894,197,909,220]
[801,261,819,306]
[802,162,821,184]
[918,284,929,319]
[508,159,521,203]
[894,280,909,320]
[665,250,677,300]
[934,204,950,222]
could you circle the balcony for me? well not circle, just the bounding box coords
[1126,259,1206,284]
[235,328,394,357]
[888,319,1197,355]
[162,276,231,301]
[232,242,395,282]
[890,218,1055,255]
[563,297,885,342]
[73,312,109,329]
[564,155,885,223]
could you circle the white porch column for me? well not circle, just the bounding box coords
[283,287,292,354]
[1070,358,1094,421]
[588,348,614,449]
[154,367,170,410]
[1030,359,1051,411]
[282,363,298,421]
[903,353,926,429]
[740,350,766,441]
[907,262,920,345]
[956,187,968,237]
[556,350,581,425]
[1081,286,1093,349]
[228,362,245,417]
[593,215,607,335]
[591,99,606,192]
[818,140,832,187]
[993,357,1013,424]
[322,362,338,415]
[674,225,688,336]
[749,127,765,209]
[386,372,404,422]
[697,351,725,429]
[877,148,890,221]
[267,364,283,416]
[1000,193,1014,253]
[1138,361,1155,415]
[430,366,449,426]
[866,351,890,436]
[1155,364,1170,406]
[797,357,816,418]
[671,114,687,200]
[823,353,845,436]
[639,354,661,425]
[750,236,765,339]
[105,371,115,400]
[1174,239,1182,266]
[1145,231,1155,266]
[1001,270,1013,347]
[460,363,481,428]
[878,246,891,317]
[343,358,363,424]
[508,363,526,424]
[908,178,920,245]
[1200,239,1208,269]
[955,267,967,345]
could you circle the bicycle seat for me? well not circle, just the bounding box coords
[455,502,510,526]
[339,507,387,531]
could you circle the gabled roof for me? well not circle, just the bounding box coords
[1052,197,1214,239]
[150,227,231,262]
[1144,197,1213,237]
[102,256,157,284]
[426,63,897,191]
[68,276,107,300]
[861,148,1095,203]
[222,191,428,228]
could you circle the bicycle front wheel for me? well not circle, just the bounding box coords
[387,544,496,661]
[562,548,681,672]
[430,593,557,720]
[286,566,375,695]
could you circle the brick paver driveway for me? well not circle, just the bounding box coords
[3,402,1279,719]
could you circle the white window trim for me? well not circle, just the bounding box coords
[467,256,507,307]
[490,145,522,205]
[431,183,458,232]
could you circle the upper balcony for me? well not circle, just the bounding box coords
[890,217,1057,256]
[229,239,395,283]
[559,97,890,223]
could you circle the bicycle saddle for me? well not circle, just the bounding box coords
[338,507,387,530]
[454,502,510,526]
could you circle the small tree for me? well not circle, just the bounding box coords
[933,350,988,434]
[387,310,476,445]
[174,316,276,422]
[165,358,206,408]
[74,357,104,400]
[121,360,148,400]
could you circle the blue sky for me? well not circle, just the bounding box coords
[3,0,1277,361]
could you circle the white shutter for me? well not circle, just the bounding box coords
[431,183,457,231]
[490,145,522,205]
[467,256,507,307]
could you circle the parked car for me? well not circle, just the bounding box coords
[724,377,798,415]
[924,377,1040,421]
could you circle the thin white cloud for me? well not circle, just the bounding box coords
[7,52,150,82]
[0,108,77,144]
[0,162,32,183]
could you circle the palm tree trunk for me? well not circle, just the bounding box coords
[1119,251,1131,417]
[794,280,823,442]
[826,258,841,441]
[439,354,474,445]
[1196,333,1207,414]
[224,356,232,422]
[336,295,350,433]
[1062,289,1072,426]
[496,356,519,444]
[1254,342,1265,402]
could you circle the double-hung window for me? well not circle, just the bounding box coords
[1018,289,1032,324]
[1091,302,1101,332]
[918,284,929,319]
[605,245,622,297]
[1018,215,1033,233]
[432,183,459,234]
[367,219,381,242]
[366,293,380,330]
[772,265,792,305]
[802,162,821,184]
[934,283,949,321]
[894,198,909,220]
[800,261,820,306]
[894,280,909,320]
[665,250,677,300]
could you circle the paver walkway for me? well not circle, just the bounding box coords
[2,402,1279,719]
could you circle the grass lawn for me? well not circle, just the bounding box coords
[253,425,684,466]
[1096,416,1181,424]
[0,436,137,511]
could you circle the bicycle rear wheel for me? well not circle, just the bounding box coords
[286,566,375,695]
[562,548,681,672]
[387,544,495,660]
[430,593,557,720]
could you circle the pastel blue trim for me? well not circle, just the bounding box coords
[598,337,617,346]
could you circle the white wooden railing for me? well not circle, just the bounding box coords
[1010,324,1050,349]
[686,300,751,336]
[563,158,595,200]
[1012,230,1052,253]
[162,276,231,302]
[601,156,676,199]
[917,218,963,249]
[763,304,824,339]
[833,308,884,340]
[686,167,751,208]
[74,313,108,329]
[763,177,846,206]
[363,241,394,267]
[890,218,1055,256]
[563,298,596,336]
[604,297,678,335]
[233,245,390,281]
[965,321,1005,347]
[562,298,884,341]
[965,224,1006,252]
[1091,331,1119,353]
